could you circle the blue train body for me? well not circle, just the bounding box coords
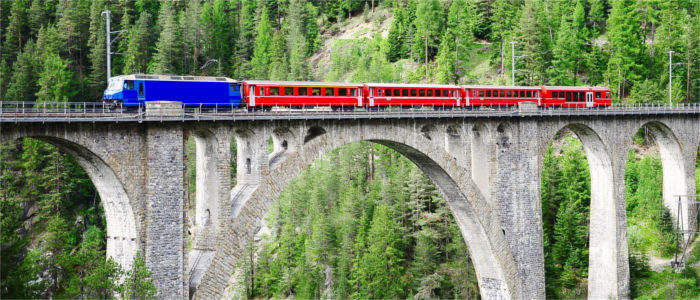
[103,74,244,107]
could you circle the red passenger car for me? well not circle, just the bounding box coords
[464,85,542,106]
[243,81,363,108]
[540,86,612,107]
[363,83,462,108]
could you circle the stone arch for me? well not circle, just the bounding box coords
[19,136,138,269]
[636,121,691,237]
[303,126,326,144]
[471,122,493,202]
[542,123,618,299]
[189,128,221,248]
[233,128,260,185]
[194,123,519,299]
[269,127,296,170]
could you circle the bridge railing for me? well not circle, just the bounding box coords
[1,101,699,122]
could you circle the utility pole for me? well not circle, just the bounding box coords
[425,36,428,80]
[101,10,127,81]
[510,41,517,86]
[669,50,673,105]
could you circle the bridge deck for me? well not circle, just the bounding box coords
[1,102,698,123]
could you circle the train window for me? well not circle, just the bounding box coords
[325,88,335,96]
[270,87,280,95]
[486,90,491,97]
[231,83,239,92]
[527,91,532,97]
[498,90,504,97]
[312,87,321,96]
[478,90,484,97]
[566,91,572,102]
[419,89,425,97]
[393,89,399,96]
[553,91,558,98]
[284,87,294,96]
[535,91,539,98]
[506,91,512,97]
[298,87,308,96]
[606,92,610,98]
[473,90,477,97]
[410,89,417,96]
[451,90,456,97]
[139,83,144,96]
[125,80,134,90]
[596,92,601,98]
[402,89,408,96]
[351,89,357,96]
[427,89,433,97]
[520,91,525,97]
[339,88,347,96]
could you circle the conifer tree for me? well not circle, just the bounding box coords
[181,0,204,74]
[86,0,107,99]
[268,31,288,80]
[3,0,28,66]
[6,41,38,101]
[28,0,46,37]
[435,31,456,84]
[123,11,154,74]
[606,0,645,99]
[412,0,444,63]
[149,1,181,74]
[251,6,273,79]
[36,51,73,102]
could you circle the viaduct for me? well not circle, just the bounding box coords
[1,107,698,299]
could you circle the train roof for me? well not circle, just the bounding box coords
[542,86,610,91]
[244,80,361,87]
[115,74,238,83]
[364,83,460,89]
[462,85,541,90]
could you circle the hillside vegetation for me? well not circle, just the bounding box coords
[1,0,699,299]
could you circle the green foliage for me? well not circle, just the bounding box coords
[120,253,157,299]
[246,142,478,298]
[250,6,273,79]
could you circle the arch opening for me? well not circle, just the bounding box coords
[225,141,484,299]
[0,136,138,297]
[540,125,614,299]
[303,126,326,144]
[187,130,220,244]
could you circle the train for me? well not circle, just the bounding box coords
[103,74,612,109]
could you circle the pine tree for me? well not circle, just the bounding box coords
[120,253,157,299]
[149,1,181,74]
[181,0,204,74]
[606,0,645,100]
[251,6,273,79]
[3,0,28,66]
[123,11,154,74]
[268,31,288,80]
[412,0,444,63]
[511,0,548,85]
[6,40,38,101]
[86,0,107,100]
[435,31,456,84]
[27,0,46,37]
[36,53,73,102]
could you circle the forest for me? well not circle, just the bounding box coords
[1,0,699,298]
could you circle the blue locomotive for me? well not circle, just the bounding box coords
[103,74,243,108]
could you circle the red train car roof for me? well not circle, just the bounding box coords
[543,86,610,91]
[364,83,460,89]
[462,85,540,90]
[244,80,361,87]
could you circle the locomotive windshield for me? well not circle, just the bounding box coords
[106,77,124,93]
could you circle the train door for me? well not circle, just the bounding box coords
[356,87,362,106]
[136,80,146,105]
[369,88,375,107]
[249,85,256,106]
[586,92,593,108]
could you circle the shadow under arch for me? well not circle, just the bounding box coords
[636,121,690,237]
[24,136,138,269]
[194,127,518,299]
[542,123,619,299]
